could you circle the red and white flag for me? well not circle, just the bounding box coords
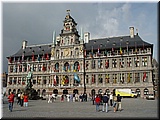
[143,72,146,82]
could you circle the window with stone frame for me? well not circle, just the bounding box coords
[98,74,103,84]
[112,59,117,68]
[18,77,21,84]
[127,73,132,83]
[142,72,148,82]
[91,74,96,84]
[86,75,89,84]
[127,57,132,67]
[135,73,140,83]
[19,64,22,72]
[10,66,13,73]
[38,64,42,72]
[113,74,117,83]
[142,57,148,67]
[98,59,103,69]
[134,56,139,67]
[33,64,36,72]
[37,76,41,85]
[43,76,47,84]
[105,74,110,83]
[120,73,125,83]
[91,59,96,69]
[75,48,79,56]
[8,77,12,85]
[13,77,17,84]
[86,61,89,70]
[105,59,109,69]
[32,76,36,84]
[119,58,124,68]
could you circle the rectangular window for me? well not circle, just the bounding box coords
[134,57,139,67]
[105,74,110,83]
[127,57,132,67]
[127,73,132,83]
[91,74,96,84]
[142,57,148,67]
[112,59,117,68]
[135,73,140,83]
[119,58,124,68]
[86,75,89,84]
[91,59,96,69]
[113,74,117,83]
[98,74,103,83]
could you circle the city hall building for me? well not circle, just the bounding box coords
[6,11,154,98]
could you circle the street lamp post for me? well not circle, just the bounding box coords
[83,41,86,94]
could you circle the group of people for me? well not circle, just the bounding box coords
[47,92,88,103]
[94,92,122,113]
[7,91,29,112]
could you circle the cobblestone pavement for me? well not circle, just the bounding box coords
[1,96,158,119]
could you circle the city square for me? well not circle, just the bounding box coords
[2,96,158,119]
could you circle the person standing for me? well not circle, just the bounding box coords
[116,94,122,111]
[109,92,113,106]
[7,92,15,112]
[95,94,101,112]
[113,94,117,112]
[23,93,29,107]
[20,92,24,107]
[102,93,109,112]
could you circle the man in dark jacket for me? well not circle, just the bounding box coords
[102,93,109,112]
[117,94,122,111]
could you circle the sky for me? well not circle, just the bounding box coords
[1,1,158,73]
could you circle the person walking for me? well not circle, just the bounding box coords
[20,92,24,107]
[48,94,52,103]
[7,92,15,112]
[102,93,109,112]
[109,92,113,106]
[95,94,101,112]
[61,94,64,102]
[17,92,21,105]
[23,93,29,107]
[116,94,122,111]
[112,94,117,112]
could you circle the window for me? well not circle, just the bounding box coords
[142,72,148,82]
[112,59,117,68]
[105,74,110,83]
[120,73,124,83]
[91,74,96,84]
[86,61,89,70]
[127,57,132,67]
[127,73,132,83]
[134,57,139,67]
[10,66,13,73]
[98,74,103,84]
[105,60,109,69]
[113,74,117,83]
[98,59,102,68]
[91,59,96,69]
[86,75,89,84]
[135,73,140,83]
[119,58,124,68]
[142,57,148,67]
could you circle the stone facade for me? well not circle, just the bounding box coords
[6,11,155,98]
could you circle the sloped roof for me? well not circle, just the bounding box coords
[7,34,153,58]
[8,43,52,58]
[85,34,153,50]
